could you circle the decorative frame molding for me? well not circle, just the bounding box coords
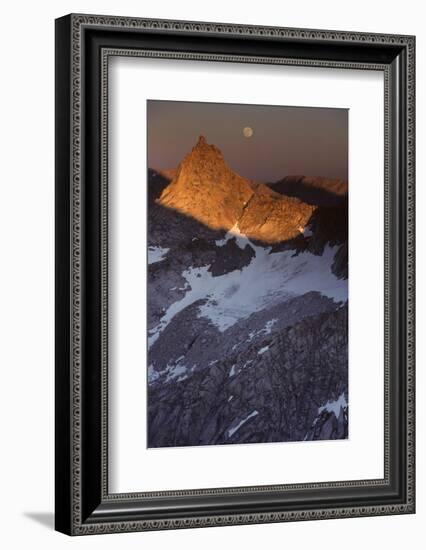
[55,14,415,535]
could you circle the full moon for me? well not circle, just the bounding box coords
[243,126,254,138]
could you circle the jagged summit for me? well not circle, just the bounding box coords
[191,135,217,155]
[158,136,254,232]
[175,135,224,171]
[175,135,234,183]
[193,134,221,151]
[194,134,210,147]
[157,137,315,243]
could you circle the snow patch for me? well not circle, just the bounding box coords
[148,356,190,384]
[297,224,314,237]
[165,363,187,382]
[215,222,250,250]
[198,242,347,331]
[148,245,170,265]
[227,410,259,438]
[257,346,269,355]
[248,319,278,342]
[302,225,314,238]
[147,365,160,383]
[263,319,277,334]
[229,364,237,377]
[149,233,347,344]
[305,393,348,438]
[318,393,348,418]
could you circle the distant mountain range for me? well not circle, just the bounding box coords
[147,136,348,448]
[269,175,347,207]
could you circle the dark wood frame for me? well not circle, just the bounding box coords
[55,13,415,535]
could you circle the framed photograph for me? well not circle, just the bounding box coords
[55,14,415,535]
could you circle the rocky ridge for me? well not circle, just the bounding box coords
[158,136,316,244]
[270,174,348,207]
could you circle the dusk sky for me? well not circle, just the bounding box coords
[147,100,348,182]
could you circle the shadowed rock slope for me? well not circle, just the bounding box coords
[148,304,348,447]
[270,175,348,207]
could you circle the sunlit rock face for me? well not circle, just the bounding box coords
[157,136,315,244]
[147,137,348,448]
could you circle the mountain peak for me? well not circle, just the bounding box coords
[196,134,207,145]
[189,135,224,161]
[157,138,315,243]
[158,137,252,228]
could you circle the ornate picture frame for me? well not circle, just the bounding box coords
[55,13,415,535]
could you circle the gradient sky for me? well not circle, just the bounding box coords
[147,100,348,182]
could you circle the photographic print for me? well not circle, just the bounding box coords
[147,100,348,448]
